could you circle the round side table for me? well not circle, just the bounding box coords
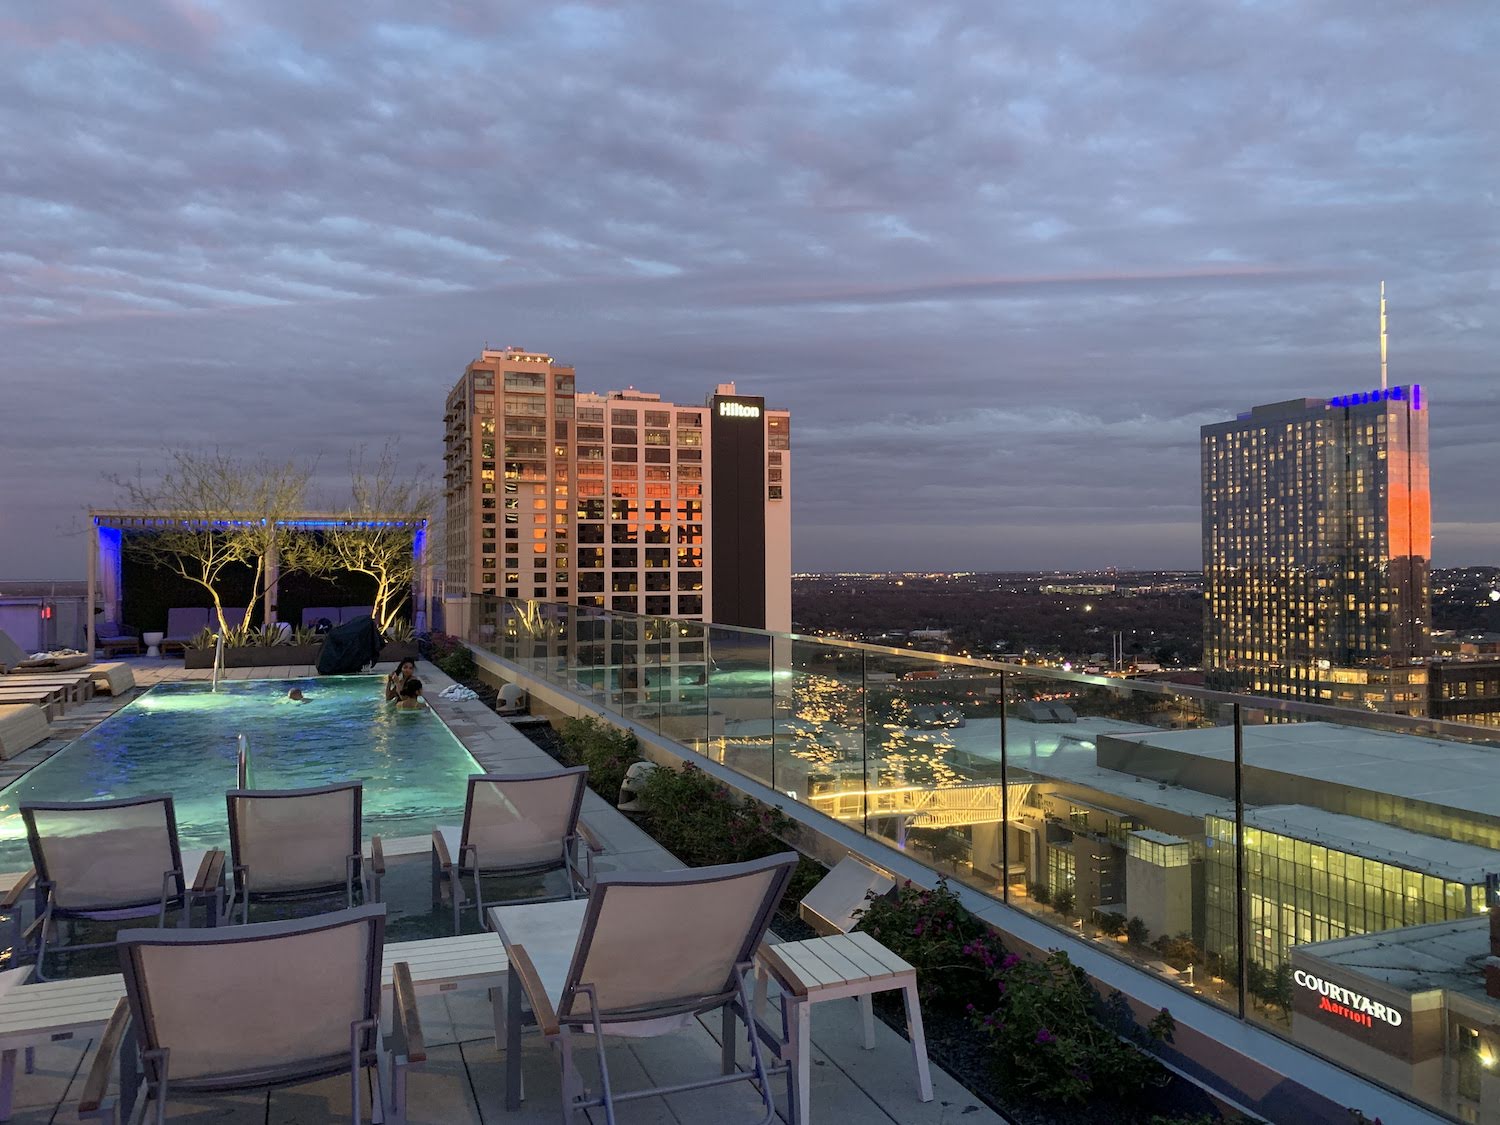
[142,631,165,658]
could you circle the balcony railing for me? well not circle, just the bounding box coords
[466,596,1500,1124]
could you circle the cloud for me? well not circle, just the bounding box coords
[0,0,1496,576]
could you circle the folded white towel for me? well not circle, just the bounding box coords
[439,684,478,701]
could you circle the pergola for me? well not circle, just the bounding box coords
[86,509,431,652]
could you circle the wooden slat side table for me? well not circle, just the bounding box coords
[753,930,933,1125]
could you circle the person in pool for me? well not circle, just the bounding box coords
[385,658,417,702]
[287,688,309,704]
[394,677,425,711]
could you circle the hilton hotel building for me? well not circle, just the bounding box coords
[442,347,790,632]
[1201,385,1431,711]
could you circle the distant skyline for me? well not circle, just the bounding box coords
[1,2,1496,579]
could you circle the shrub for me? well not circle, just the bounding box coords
[1126,917,1151,945]
[422,632,476,683]
[853,877,1002,1011]
[1053,888,1076,917]
[633,762,822,914]
[1027,881,1051,906]
[1151,934,1201,970]
[1094,911,1127,938]
[638,762,794,867]
[970,950,1174,1105]
[556,716,642,803]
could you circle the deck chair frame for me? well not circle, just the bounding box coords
[77,905,423,1125]
[507,852,796,1125]
[431,767,597,933]
[226,783,381,923]
[19,795,224,980]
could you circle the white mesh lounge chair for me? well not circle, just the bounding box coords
[76,905,424,1125]
[494,852,798,1125]
[19,796,226,979]
[431,767,598,934]
[226,783,383,923]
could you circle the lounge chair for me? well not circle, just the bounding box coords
[0,704,52,760]
[302,606,341,629]
[493,852,797,1125]
[431,767,598,934]
[341,605,376,624]
[87,662,135,696]
[162,608,211,654]
[95,622,142,656]
[17,795,226,979]
[226,783,384,923]
[77,905,424,1125]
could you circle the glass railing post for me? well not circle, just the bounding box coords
[860,648,869,839]
[1233,701,1247,1022]
[999,668,1010,905]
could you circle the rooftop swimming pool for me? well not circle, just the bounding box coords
[0,677,479,871]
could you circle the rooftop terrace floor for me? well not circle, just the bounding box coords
[1,657,1005,1124]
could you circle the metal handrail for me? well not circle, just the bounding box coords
[236,733,253,790]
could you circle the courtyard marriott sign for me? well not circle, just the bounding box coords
[1293,970,1404,1029]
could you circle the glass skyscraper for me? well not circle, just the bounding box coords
[1201,386,1431,709]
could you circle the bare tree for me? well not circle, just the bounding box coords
[288,444,436,632]
[110,450,313,638]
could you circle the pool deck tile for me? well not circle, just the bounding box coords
[0,655,1008,1125]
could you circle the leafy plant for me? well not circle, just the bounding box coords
[854,877,1001,1010]
[627,760,822,914]
[1126,917,1151,945]
[422,632,475,682]
[184,627,217,650]
[1151,934,1201,970]
[1094,911,1127,938]
[246,623,290,647]
[1053,888,1076,917]
[556,717,642,803]
[385,619,416,643]
[970,950,1174,1105]
[293,625,324,645]
[1027,881,1051,907]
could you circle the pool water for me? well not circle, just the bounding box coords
[0,677,481,872]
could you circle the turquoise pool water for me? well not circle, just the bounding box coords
[0,677,479,871]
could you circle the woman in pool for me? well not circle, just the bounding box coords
[394,677,425,711]
[385,659,417,702]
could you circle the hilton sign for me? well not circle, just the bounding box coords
[718,401,761,420]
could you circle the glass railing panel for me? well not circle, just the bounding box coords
[705,623,775,788]
[857,649,996,881]
[772,635,866,819]
[635,613,667,736]
[567,604,608,702]
[1005,668,1239,1016]
[662,617,711,755]
[1236,692,1500,1118]
[605,613,641,717]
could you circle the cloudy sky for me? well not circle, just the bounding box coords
[1,0,1495,578]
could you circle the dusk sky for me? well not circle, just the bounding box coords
[1,0,1495,578]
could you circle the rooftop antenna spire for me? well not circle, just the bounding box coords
[1379,281,1388,390]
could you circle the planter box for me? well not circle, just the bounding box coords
[183,644,322,669]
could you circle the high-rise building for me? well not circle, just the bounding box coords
[1201,385,1431,711]
[443,348,790,632]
